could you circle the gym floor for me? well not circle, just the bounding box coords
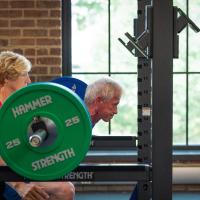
[76,192,200,200]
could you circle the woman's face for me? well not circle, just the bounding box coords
[6,72,31,91]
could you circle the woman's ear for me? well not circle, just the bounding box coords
[4,79,9,85]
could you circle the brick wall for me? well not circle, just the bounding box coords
[0,0,62,82]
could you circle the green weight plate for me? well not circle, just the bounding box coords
[0,82,92,180]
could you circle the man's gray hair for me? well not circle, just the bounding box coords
[84,77,122,106]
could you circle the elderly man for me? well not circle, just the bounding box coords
[84,77,122,127]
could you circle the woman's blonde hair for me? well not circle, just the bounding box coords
[0,51,31,85]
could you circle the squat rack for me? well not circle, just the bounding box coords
[0,1,199,200]
[119,0,199,200]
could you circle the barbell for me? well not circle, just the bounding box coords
[0,77,92,181]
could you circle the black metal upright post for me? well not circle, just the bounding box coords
[135,1,152,199]
[136,0,152,167]
[62,0,72,76]
[151,1,173,200]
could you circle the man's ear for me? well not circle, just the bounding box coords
[96,96,102,103]
[89,105,97,116]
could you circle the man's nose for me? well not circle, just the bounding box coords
[113,108,118,114]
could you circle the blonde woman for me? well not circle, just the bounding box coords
[0,51,75,200]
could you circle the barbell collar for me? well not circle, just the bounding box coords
[29,129,47,147]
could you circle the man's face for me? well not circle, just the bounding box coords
[98,96,121,122]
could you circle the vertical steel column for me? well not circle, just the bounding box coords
[151,1,173,200]
[136,0,151,168]
[62,0,72,76]
[136,1,152,200]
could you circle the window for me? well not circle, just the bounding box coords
[173,0,200,146]
[72,0,137,136]
[71,0,200,146]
